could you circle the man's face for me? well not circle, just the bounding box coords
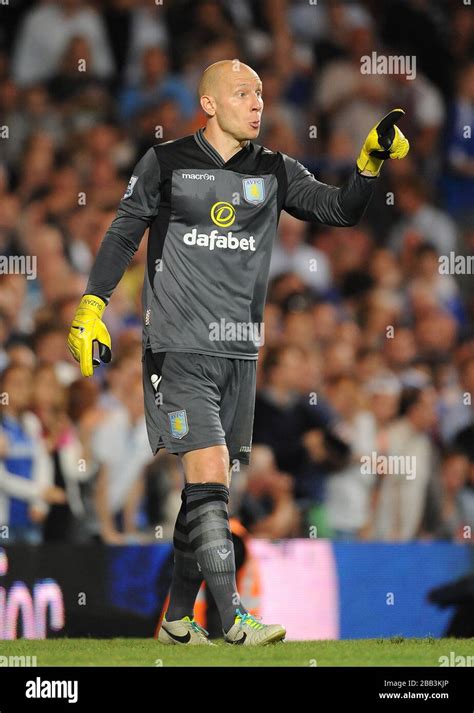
[212,70,263,141]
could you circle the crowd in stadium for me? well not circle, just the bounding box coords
[0,0,474,545]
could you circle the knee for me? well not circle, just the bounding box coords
[182,445,229,485]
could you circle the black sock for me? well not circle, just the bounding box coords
[185,482,247,633]
[166,489,203,621]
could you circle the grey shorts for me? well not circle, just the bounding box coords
[142,350,256,465]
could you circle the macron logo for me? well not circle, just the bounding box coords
[182,173,215,181]
[26,677,78,704]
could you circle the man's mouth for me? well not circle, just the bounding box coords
[250,120,261,129]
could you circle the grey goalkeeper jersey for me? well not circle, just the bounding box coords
[86,128,376,359]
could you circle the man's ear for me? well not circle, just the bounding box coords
[200,95,216,117]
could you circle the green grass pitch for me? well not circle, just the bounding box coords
[1,638,473,667]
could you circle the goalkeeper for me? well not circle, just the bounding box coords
[68,60,409,646]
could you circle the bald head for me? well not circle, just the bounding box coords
[198,59,263,142]
[198,59,260,101]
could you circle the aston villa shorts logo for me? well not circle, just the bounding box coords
[242,177,265,204]
[169,410,189,439]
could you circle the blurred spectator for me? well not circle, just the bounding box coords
[447,6,474,91]
[387,70,445,175]
[33,324,79,386]
[253,344,349,518]
[99,347,141,412]
[12,0,114,87]
[380,0,456,97]
[442,62,474,220]
[388,175,457,256]
[0,364,65,544]
[366,373,401,430]
[3,336,35,372]
[325,376,377,540]
[31,364,94,542]
[0,85,64,167]
[143,452,183,541]
[408,243,464,324]
[256,64,304,144]
[281,308,317,352]
[423,449,472,542]
[119,46,195,123]
[46,36,110,105]
[383,327,417,379]
[92,372,152,544]
[110,0,169,86]
[371,385,439,541]
[311,1,373,71]
[239,445,300,538]
[315,23,390,150]
[270,212,332,294]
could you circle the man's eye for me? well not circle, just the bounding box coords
[239,92,246,97]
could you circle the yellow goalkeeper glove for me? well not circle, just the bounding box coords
[67,294,112,377]
[357,108,410,176]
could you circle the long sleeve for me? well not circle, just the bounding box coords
[11,9,47,86]
[86,10,115,79]
[282,154,376,227]
[27,412,54,515]
[86,147,161,302]
[30,432,53,516]
[0,462,41,501]
[0,415,52,505]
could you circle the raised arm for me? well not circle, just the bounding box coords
[282,108,409,227]
[282,155,376,227]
